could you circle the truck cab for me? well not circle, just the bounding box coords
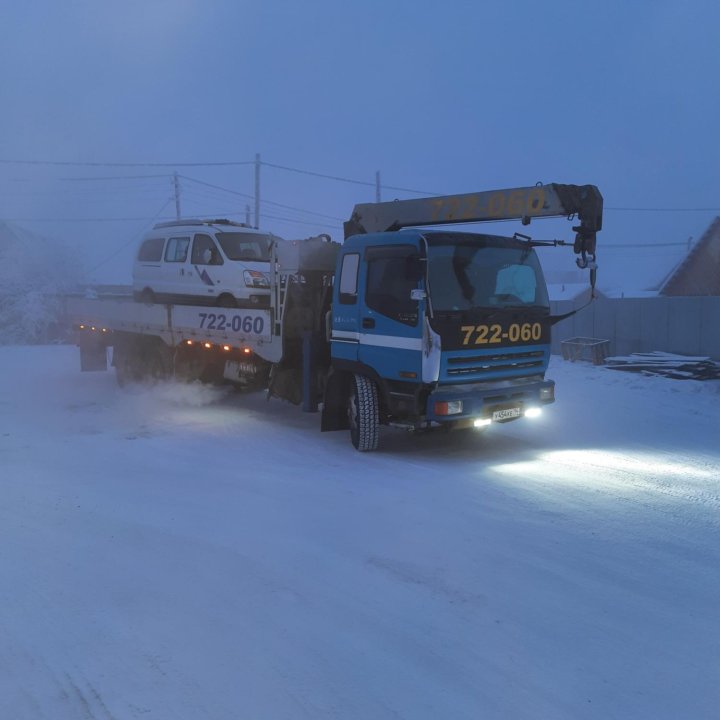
[327,229,556,446]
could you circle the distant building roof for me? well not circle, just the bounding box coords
[601,288,659,299]
[547,283,605,302]
[659,217,720,296]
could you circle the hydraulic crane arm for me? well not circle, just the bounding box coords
[344,183,603,264]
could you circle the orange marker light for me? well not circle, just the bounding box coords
[223,345,231,352]
[204,342,212,349]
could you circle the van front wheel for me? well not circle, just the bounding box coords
[216,294,238,308]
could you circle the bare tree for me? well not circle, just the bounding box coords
[0,221,81,344]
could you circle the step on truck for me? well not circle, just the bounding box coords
[68,183,603,451]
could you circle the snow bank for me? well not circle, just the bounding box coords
[1,346,718,719]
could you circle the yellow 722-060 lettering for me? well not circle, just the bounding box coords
[460,323,542,346]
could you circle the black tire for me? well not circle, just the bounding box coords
[113,345,141,387]
[144,345,171,382]
[114,350,131,387]
[348,374,379,451]
[138,288,156,304]
[216,294,238,308]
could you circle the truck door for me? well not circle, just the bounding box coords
[357,245,424,381]
[330,251,362,364]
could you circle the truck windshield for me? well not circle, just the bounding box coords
[426,234,549,311]
[216,232,271,262]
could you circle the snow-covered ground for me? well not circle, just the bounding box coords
[1,345,719,720]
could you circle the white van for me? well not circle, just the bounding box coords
[133,219,281,308]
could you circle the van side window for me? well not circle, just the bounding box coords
[338,253,360,305]
[192,234,224,266]
[137,237,165,262]
[164,237,190,263]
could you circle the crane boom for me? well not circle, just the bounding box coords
[344,182,603,260]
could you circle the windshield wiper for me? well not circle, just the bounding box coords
[476,305,550,322]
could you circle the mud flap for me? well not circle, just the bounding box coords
[320,369,351,432]
[77,332,108,372]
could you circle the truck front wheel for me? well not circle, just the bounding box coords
[348,374,379,451]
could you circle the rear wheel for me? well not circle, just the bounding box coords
[144,343,172,382]
[348,374,379,451]
[113,344,142,387]
[113,337,171,386]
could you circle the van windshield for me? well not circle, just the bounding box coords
[216,232,271,262]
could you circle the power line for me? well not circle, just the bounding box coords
[178,175,253,199]
[606,206,720,212]
[2,157,435,195]
[257,213,340,230]
[0,159,254,168]
[87,197,174,273]
[602,241,688,248]
[0,183,168,198]
[4,156,720,211]
[182,208,339,230]
[262,199,344,222]
[221,160,367,188]
[180,174,345,221]
[261,161,438,195]
[2,215,170,222]
[60,173,171,181]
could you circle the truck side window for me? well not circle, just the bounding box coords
[365,251,420,327]
[137,237,165,262]
[339,253,360,304]
[192,234,224,266]
[164,236,190,263]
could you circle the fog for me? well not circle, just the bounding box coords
[2,6,720,715]
[1,1,719,291]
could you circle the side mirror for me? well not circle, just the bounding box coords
[410,289,426,301]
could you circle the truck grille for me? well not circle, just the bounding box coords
[445,349,545,377]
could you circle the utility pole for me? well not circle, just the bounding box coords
[375,170,381,203]
[246,204,251,226]
[254,153,261,229]
[173,172,181,219]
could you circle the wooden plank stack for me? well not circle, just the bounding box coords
[604,351,720,380]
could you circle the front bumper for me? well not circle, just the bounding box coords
[426,378,555,425]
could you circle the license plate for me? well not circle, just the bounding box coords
[492,407,521,421]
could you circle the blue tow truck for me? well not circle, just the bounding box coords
[69,183,602,451]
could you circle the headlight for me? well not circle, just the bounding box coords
[244,270,270,288]
[434,400,463,416]
[539,386,554,401]
[524,407,542,419]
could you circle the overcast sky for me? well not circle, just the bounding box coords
[1,0,719,289]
